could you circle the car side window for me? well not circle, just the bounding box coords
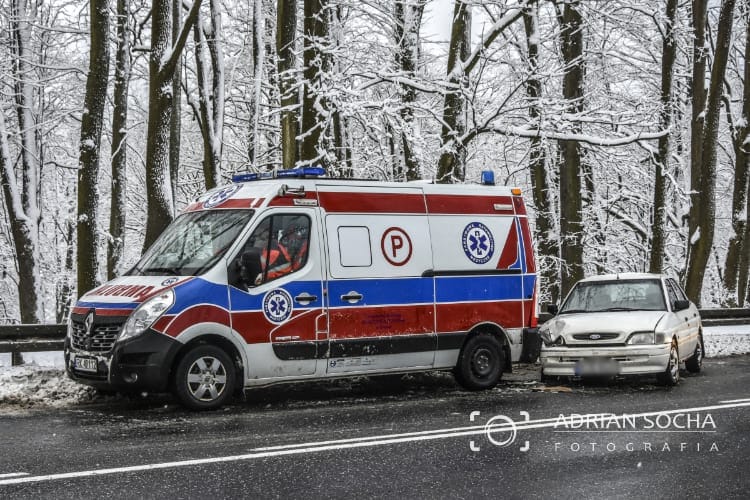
[664,280,678,308]
[230,214,311,290]
[669,279,689,302]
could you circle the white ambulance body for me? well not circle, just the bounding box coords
[66,169,538,409]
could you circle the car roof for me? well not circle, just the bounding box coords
[579,272,665,283]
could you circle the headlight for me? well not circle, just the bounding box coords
[120,290,175,342]
[66,315,73,339]
[626,331,654,345]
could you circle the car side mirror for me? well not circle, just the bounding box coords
[239,248,263,287]
[546,304,559,315]
[673,299,690,312]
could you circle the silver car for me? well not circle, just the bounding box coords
[539,273,703,385]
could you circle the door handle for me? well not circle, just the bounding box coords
[341,291,363,304]
[294,292,318,305]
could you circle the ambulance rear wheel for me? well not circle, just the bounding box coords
[455,332,505,390]
[174,345,236,410]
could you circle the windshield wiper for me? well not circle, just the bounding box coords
[141,266,180,276]
[559,309,588,314]
[599,307,639,312]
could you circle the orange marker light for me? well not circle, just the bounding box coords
[511,188,522,196]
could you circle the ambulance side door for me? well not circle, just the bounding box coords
[323,194,437,374]
[226,208,327,379]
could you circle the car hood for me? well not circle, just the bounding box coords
[542,311,667,339]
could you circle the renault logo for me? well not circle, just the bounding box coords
[84,312,94,351]
[589,334,601,340]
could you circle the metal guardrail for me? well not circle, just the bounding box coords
[1,309,749,366]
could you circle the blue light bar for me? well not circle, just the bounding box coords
[232,166,326,183]
[481,170,495,186]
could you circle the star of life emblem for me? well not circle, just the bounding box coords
[462,222,495,264]
[263,289,293,324]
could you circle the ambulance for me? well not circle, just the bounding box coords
[65,167,539,409]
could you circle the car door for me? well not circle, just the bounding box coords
[227,208,327,379]
[667,278,700,358]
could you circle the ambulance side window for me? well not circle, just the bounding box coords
[231,214,311,289]
[338,226,372,267]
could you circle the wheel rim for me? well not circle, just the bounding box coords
[471,347,495,378]
[669,346,679,380]
[186,356,228,402]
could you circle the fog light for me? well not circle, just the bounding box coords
[123,372,138,383]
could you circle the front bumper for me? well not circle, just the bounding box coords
[65,328,182,393]
[540,343,671,376]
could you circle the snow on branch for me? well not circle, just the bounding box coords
[458,1,529,78]
[160,0,203,80]
[491,125,669,147]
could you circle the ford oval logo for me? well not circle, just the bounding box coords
[589,334,601,340]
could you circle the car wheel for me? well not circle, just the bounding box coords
[174,345,236,410]
[685,334,704,373]
[454,332,505,390]
[657,341,680,386]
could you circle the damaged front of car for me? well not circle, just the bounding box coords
[539,274,688,384]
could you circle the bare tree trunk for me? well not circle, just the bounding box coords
[248,0,265,165]
[109,0,131,281]
[685,0,736,304]
[557,0,585,297]
[194,0,225,189]
[5,0,42,323]
[300,0,329,166]
[169,0,182,209]
[394,0,426,181]
[277,0,298,169]
[524,0,559,302]
[723,1,750,305]
[650,0,679,274]
[143,0,203,250]
[77,0,110,298]
[436,0,471,183]
[687,0,708,274]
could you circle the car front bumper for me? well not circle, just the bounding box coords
[65,329,182,393]
[540,343,671,376]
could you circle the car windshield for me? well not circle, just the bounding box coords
[128,209,254,276]
[560,279,666,313]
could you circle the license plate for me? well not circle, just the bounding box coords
[74,356,98,373]
[574,358,620,376]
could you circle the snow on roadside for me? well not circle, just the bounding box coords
[703,324,750,357]
[0,325,748,408]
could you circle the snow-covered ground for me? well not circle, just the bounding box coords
[1,325,749,408]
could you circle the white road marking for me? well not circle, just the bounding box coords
[0,473,29,479]
[720,398,750,403]
[1,400,748,486]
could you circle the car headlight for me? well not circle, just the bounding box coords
[626,331,654,345]
[120,290,175,342]
[66,315,73,339]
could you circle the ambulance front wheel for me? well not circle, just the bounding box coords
[455,332,505,390]
[174,345,237,410]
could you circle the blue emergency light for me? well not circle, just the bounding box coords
[232,166,326,183]
[481,170,496,186]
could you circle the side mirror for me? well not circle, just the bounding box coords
[239,248,263,287]
[546,304,559,315]
[673,299,690,312]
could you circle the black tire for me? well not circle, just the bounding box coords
[657,341,680,386]
[685,334,704,373]
[454,332,505,390]
[174,345,236,410]
[540,370,555,384]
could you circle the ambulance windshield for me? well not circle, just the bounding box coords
[128,209,254,276]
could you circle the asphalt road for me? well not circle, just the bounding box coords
[0,356,748,499]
